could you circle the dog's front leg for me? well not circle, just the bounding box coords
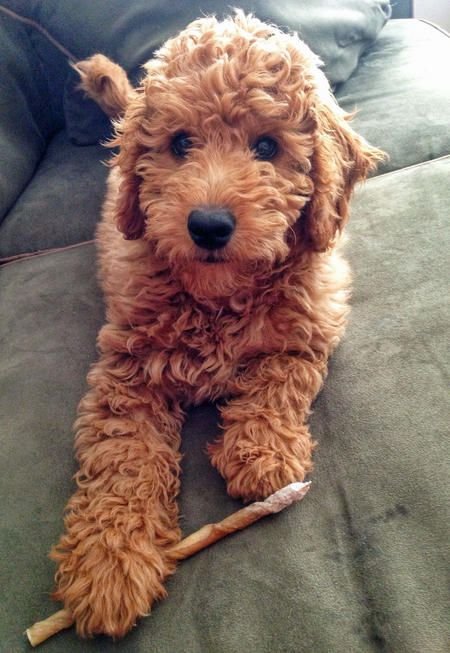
[50,355,183,638]
[208,352,326,502]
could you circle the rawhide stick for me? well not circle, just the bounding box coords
[25,610,75,648]
[168,480,311,559]
[26,481,311,646]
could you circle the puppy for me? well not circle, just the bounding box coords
[51,11,382,638]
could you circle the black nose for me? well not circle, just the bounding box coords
[187,208,235,250]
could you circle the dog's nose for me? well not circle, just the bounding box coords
[187,208,235,250]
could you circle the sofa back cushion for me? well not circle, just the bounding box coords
[1,0,391,144]
[0,12,56,222]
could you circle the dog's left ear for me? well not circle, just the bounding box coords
[299,98,385,252]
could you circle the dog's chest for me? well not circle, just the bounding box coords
[139,302,284,402]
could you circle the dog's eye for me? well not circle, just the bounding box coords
[171,132,193,158]
[252,136,278,161]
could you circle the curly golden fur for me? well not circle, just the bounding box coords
[50,12,383,639]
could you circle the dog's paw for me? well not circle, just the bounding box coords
[208,440,311,502]
[51,535,174,638]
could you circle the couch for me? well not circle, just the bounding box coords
[1,1,449,651]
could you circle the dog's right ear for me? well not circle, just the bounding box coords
[111,113,148,240]
[73,54,134,118]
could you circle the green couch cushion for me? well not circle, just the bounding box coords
[1,156,448,652]
[0,131,107,260]
[336,20,450,174]
[0,11,55,222]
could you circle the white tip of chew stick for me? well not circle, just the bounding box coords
[25,609,74,647]
[262,481,311,513]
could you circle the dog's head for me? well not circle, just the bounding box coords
[79,12,383,297]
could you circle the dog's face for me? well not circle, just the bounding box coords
[111,12,382,297]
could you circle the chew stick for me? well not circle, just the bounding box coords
[169,480,311,560]
[26,481,311,646]
[26,610,76,648]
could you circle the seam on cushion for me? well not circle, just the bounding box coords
[418,19,450,39]
[0,240,95,269]
[3,156,448,266]
[369,154,450,182]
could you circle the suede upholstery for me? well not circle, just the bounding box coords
[0,132,107,259]
[336,20,450,173]
[0,2,449,652]
[0,14,54,221]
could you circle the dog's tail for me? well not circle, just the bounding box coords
[72,54,134,118]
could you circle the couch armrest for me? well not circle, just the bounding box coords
[0,11,56,221]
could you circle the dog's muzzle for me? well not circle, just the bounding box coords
[187,207,235,250]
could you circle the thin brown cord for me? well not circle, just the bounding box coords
[0,4,77,62]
